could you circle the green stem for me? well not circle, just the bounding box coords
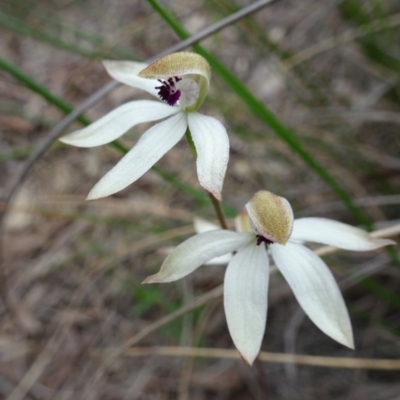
[208,192,228,230]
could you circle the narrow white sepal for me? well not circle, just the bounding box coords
[224,243,269,365]
[205,253,233,265]
[188,112,229,201]
[143,230,254,283]
[271,242,354,349]
[194,219,233,265]
[292,218,396,251]
[103,60,159,97]
[60,100,180,148]
[87,113,187,200]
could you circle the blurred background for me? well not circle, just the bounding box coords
[1,0,400,398]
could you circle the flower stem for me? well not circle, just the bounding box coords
[185,128,228,230]
[207,192,228,230]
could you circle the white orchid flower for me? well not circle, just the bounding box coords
[143,190,395,365]
[60,52,229,201]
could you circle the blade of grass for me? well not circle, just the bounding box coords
[339,0,400,86]
[0,56,90,126]
[0,6,135,60]
[0,11,105,59]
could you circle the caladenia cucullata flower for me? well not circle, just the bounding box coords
[60,52,229,201]
[143,190,396,365]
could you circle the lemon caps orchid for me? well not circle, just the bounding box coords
[60,52,228,201]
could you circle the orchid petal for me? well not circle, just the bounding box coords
[60,101,179,148]
[87,113,187,200]
[193,218,233,265]
[188,112,229,201]
[271,242,354,349]
[103,61,159,97]
[193,217,220,233]
[292,218,396,251]
[205,253,233,265]
[143,230,254,283]
[224,243,269,365]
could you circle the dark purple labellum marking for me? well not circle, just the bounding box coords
[256,234,273,246]
[156,76,182,106]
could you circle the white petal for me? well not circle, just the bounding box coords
[143,230,254,283]
[188,112,229,201]
[224,243,269,365]
[60,101,179,148]
[193,217,220,233]
[205,253,233,265]
[103,60,159,97]
[193,218,232,265]
[271,242,354,348]
[87,113,187,199]
[292,218,396,251]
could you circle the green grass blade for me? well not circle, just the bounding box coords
[339,0,400,85]
[0,11,100,59]
[0,8,135,60]
[0,56,91,126]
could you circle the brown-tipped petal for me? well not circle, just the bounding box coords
[188,112,229,201]
[245,190,294,245]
